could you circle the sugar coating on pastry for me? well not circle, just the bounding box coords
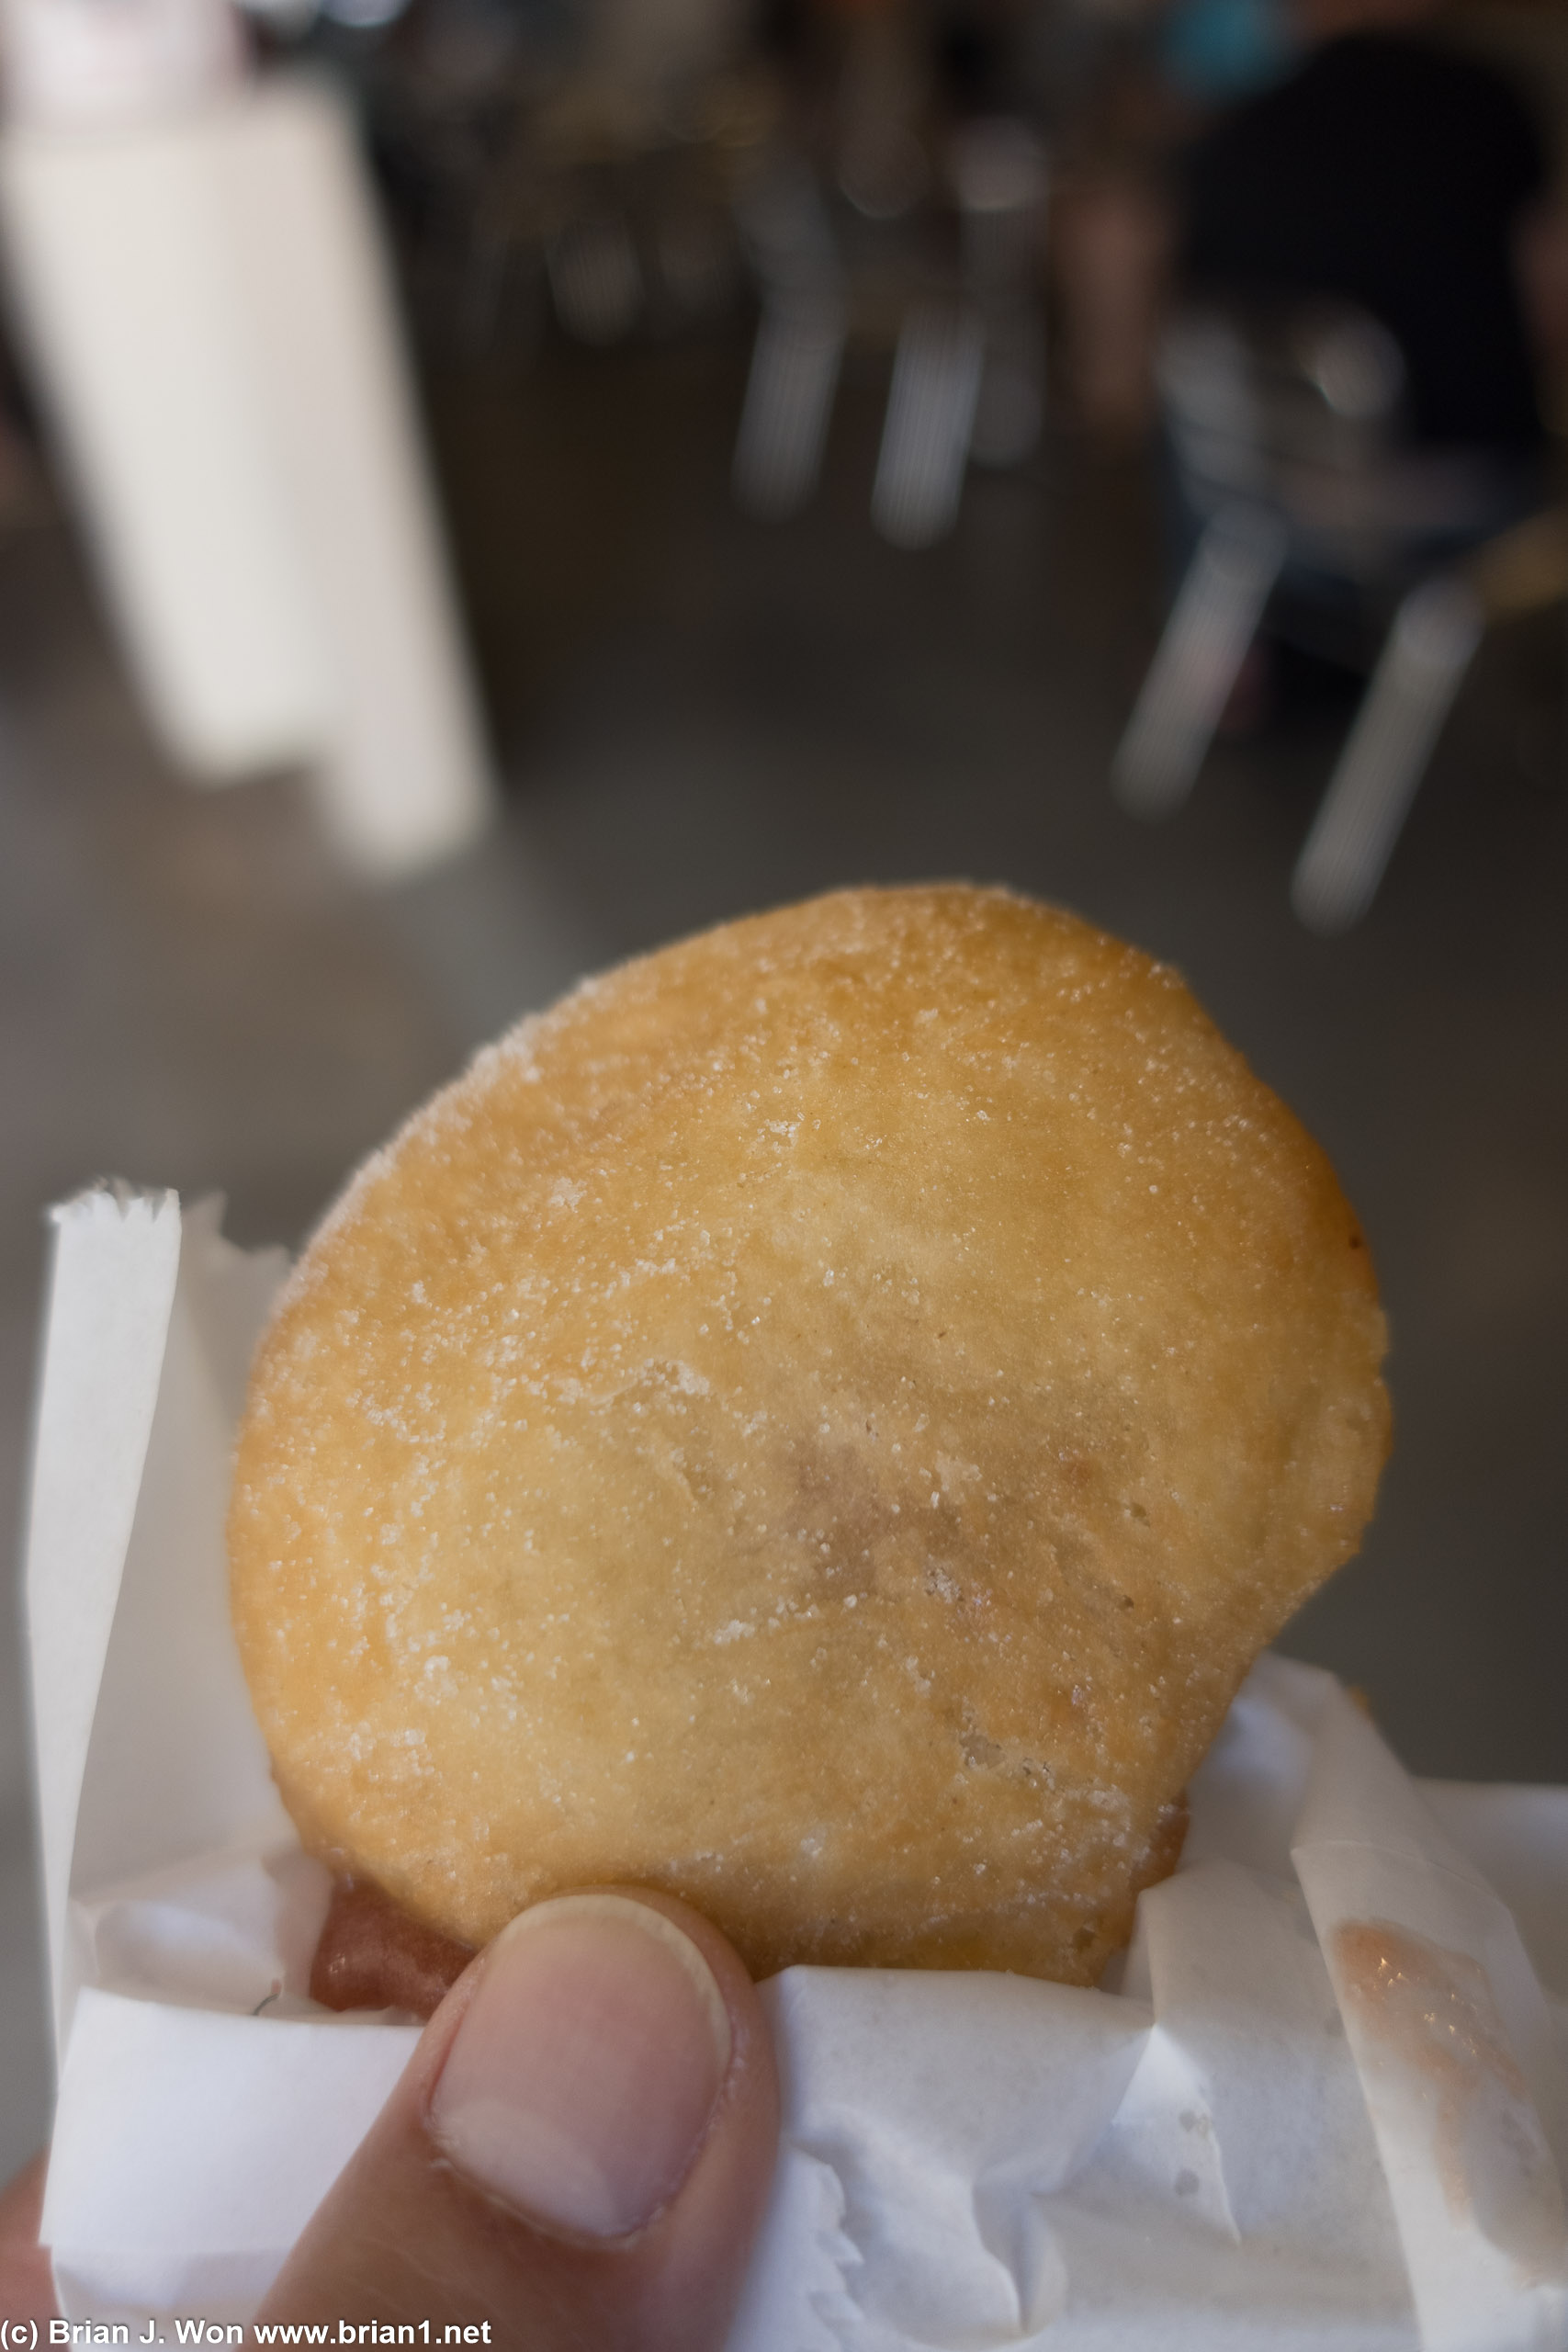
[229,885,1389,1984]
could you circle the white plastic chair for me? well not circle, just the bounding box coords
[1114,302,1552,929]
[734,120,1047,549]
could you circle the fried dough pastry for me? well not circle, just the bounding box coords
[229,885,1389,1984]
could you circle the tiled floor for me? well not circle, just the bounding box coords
[3,334,1566,2177]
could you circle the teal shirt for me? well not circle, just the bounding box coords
[1160,0,1302,100]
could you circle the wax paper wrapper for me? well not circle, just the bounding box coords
[24,1186,1568,2350]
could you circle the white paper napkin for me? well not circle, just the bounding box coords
[24,1187,1568,2350]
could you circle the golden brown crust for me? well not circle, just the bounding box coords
[229,885,1389,1984]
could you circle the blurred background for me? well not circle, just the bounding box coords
[2,0,1566,2181]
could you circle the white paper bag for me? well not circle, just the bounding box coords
[25,1187,1568,2349]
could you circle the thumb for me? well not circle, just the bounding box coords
[259,1890,779,2352]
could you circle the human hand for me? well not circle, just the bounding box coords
[0,2151,53,2320]
[1,1888,779,2352]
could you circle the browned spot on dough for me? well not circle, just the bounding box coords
[310,1876,474,2018]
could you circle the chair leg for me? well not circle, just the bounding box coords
[1292,575,1483,934]
[1112,503,1287,819]
[733,292,846,520]
[871,303,985,550]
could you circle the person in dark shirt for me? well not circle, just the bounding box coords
[1183,10,1550,449]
